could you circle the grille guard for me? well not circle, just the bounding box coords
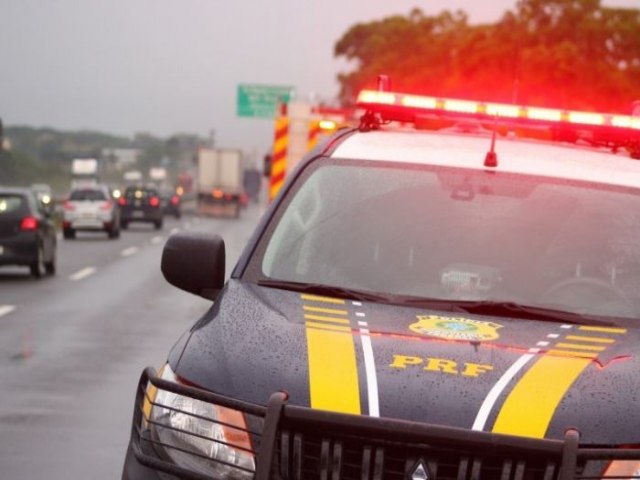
[128,367,640,480]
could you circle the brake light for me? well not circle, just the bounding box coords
[149,196,160,207]
[212,189,224,199]
[21,216,38,231]
[63,201,75,211]
[170,195,179,205]
[118,197,126,206]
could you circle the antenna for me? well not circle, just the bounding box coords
[484,116,499,168]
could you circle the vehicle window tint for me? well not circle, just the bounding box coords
[0,195,26,216]
[70,189,106,201]
[258,161,640,319]
[125,188,156,199]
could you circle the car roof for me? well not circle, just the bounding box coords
[0,186,34,196]
[330,128,640,189]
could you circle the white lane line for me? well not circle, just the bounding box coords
[150,236,164,245]
[69,267,96,281]
[121,246,138,257]
[0,305,16,318]
[170,228,179,235]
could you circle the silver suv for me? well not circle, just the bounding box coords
[63,185,121,239]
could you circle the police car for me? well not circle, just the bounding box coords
[122,78,640,480]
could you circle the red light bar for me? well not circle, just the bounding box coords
[358,91,395,105]
[485,103,521,118]
[568,111,605,126]
[357,89,640,131]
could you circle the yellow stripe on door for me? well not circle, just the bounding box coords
[492,355,592,438]
[306,326,361,414]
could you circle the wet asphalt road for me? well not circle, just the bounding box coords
[0,202,265,479]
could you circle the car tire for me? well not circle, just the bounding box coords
[45,249,56,275]
[121,221,129,230]
[63,228,75,239]
[154,220,163,230]
[108,227,120,239]
[30,246,45,278]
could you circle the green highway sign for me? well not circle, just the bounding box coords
[237,84,295,118]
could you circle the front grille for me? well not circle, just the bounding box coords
[128,368,640,480]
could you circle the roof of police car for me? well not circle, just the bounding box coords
[330,127,640,189]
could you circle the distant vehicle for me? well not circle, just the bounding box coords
[118,185,163,230]
[71,158,100,190]
[196,148,243,218]
[62,185,121,239]
[149,167,167,182]
[123,170,143,186]
[0,187,56,277]
[30,183,53,212]
[159,187,181,219]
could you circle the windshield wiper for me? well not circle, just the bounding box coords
[256,279,393,303]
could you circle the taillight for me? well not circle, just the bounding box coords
[149,196,160,207]
[170,195,179,205]
[21,216,38,231]
[100,200,113,211]
[118,197,126,206]
[225,193,233,201]
[63,201,75,211]
[212,189,224,199]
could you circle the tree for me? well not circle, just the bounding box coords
[334,0,640,113]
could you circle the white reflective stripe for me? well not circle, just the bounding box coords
[0,305,16,318]
[360,331,380,417]
[69,267,96,281]
[472,350,538,431]
[121,247,138,257]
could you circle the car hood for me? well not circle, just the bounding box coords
[174,279,638,444]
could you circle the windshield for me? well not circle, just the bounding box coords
[70,189,107,201]
[251,159,640,320]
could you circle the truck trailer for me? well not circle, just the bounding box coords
[196,148,243,218]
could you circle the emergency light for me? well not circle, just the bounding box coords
[357,89,640,131]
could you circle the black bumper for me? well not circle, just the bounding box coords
[123,367,640,480]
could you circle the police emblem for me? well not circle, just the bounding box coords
[410,315,502,341]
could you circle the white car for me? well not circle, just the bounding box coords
[63,185,120,239]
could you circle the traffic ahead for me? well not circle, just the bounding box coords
[0,204,264,480]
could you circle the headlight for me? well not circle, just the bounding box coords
[147,365,258,479]
[603,460,640,479]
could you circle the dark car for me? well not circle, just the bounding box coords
[123,85,640,479]
[0,187,56,277]
[119,186,163,230]
[159,188,181,219]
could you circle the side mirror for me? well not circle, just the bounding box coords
[161,232,225,300]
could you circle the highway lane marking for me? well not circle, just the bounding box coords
[150,236,164,245]
[69,267,96,281]
[170,228,179,235]
[121,246,138,257]
[0,305,16,318]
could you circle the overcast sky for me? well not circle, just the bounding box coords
[1,0,638,154]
